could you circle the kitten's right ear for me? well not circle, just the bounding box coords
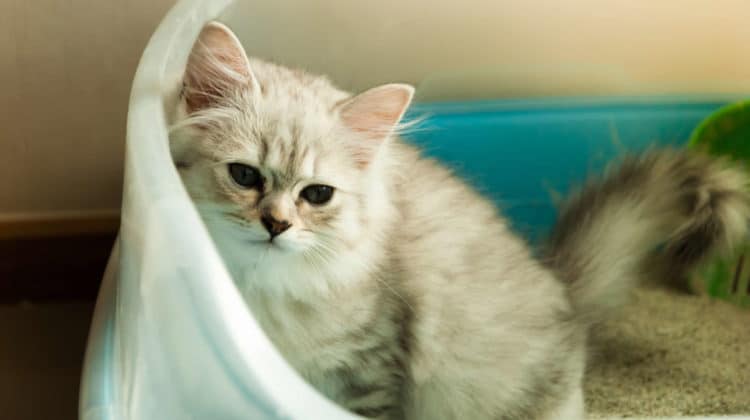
[183,21,258,113]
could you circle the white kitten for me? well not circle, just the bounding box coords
[169,22,750,419]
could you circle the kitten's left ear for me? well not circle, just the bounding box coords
[337,83,414,167]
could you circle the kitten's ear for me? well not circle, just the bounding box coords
[337,83,414,167]
[183,21,258,113]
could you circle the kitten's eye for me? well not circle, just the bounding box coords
[228,163,261,188]
[301,185,334,205]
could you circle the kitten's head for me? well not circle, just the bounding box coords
[169,22,413,298]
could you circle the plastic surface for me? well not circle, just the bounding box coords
[689,100,750,156]
[79,0,357,419]
[78,0,748,419]
[408,98,732,241]
[687,100,750,307]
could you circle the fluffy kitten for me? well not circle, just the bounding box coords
[168,22,750,420]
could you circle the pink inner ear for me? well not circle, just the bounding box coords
[340,84,414,138]
[184,22,254,113]
[339,84,414,167]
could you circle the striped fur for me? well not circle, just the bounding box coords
[545,149,750,325]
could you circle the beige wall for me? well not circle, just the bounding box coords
[4,0,750,216]
[223,0,750,100]
[0,0,174,215]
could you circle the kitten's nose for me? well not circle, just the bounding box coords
[261,215,291,239]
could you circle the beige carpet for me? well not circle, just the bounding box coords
[585,287,750,418]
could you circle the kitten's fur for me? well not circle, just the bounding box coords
[168,22,750,420]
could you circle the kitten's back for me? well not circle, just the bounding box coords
[387,140,585,419]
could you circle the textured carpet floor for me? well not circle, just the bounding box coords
[585,287,750,417]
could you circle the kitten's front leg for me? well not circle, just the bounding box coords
[334,363,406,420]
[318,330,407,419]
[347,394,401,420]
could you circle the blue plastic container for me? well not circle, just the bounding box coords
[408,98,731,241]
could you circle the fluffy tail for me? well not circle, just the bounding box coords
[544,148,750,323]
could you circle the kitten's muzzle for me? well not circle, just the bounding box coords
[261,215,291,239]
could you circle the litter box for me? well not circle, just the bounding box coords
[78,0,750,419]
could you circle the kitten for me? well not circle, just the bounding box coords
[168,22,750,420]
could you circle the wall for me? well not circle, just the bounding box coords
[223,0,750,100]
[0,0,174,218]
[3,0,750,219]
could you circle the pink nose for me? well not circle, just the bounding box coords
[261,215,291,238]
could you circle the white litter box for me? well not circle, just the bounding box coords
[78,0,750,419]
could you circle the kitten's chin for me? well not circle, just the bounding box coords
[241,238,305,255]
[269,236,311,253]
[205,221,357,300]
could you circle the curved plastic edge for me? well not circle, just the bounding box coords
[687,99,750,147]
[411,94,750,116]
[79,240,120,420]
[79,0,359,419]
